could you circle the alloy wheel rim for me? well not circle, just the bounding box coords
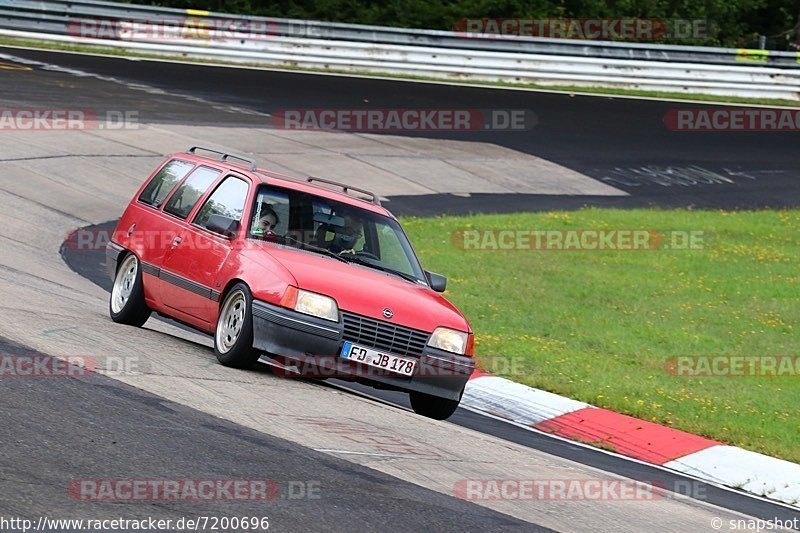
[216,291,246,353]
[111,255,138,314]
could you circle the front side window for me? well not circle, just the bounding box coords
[138,159,194,207]
[194,177,249,237]
[251,189,290,237]
[249,185,426,283]
[162,166,221,220]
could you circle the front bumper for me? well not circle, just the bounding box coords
[252,300,474,401]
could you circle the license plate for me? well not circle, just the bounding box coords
[340,341,417,377]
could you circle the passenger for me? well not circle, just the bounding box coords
[255,204,279,235]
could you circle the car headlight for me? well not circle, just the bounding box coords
[294,289,339,322]
[427,327,469,355]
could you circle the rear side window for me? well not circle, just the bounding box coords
[194,177,249,236]
[138,160,194,207]
[162,166,221,220]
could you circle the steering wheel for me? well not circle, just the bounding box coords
[349,250,380,261]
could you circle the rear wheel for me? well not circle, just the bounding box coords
[215,283,260,368]
[109,253,151,327]
[409,390,461,420]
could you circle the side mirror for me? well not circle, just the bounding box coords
[425,271,447,293]
[206,215,240,238]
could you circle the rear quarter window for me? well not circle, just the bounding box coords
[162,166,221,220]
[138,159,195,208]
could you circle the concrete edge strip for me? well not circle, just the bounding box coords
[461,374,590,426]
[666,446,800,507]
[463,373,800,508]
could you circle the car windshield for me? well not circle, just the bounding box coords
[249,184,427,284]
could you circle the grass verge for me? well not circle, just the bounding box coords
[1,35,798,108]
[402,208,800,463]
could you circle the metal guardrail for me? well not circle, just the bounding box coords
[0,0,798,100]
[2,0,799,68]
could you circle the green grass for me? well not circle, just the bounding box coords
[1,36,799,108]
[401,208,800,463]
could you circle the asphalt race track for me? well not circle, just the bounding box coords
[1,45,799,532]
[3,47,800,214]
[0,335,535,532]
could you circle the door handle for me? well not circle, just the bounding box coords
[171,236,183,248]
[127,223,136,236]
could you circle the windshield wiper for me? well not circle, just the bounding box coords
[340,254,421,284]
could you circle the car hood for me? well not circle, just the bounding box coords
[252,242,470,333]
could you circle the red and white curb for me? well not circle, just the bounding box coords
[462,373,800,508]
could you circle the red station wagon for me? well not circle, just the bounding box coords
[106,147,475,419]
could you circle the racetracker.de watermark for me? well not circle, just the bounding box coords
[270,109,537,131]
[0,109,139,130]
[0,355,96,378]
[66,229,326,251]
[664,108,800,131]
[451,229,706,251]
[453,479,665,501]
[68,479,321,501]
[453,18,711,41]
[266,354,521,379]
[665,356,800,377]
[68,17,280,41]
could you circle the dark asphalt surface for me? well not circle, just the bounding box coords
[62,222,800,527]
[1,46,800,215]
[0,335,536,532]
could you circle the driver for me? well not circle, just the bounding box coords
[329,213,363,254]
[339,215,364,254]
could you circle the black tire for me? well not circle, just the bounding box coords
[409,390,461,420]
[109,253,151,327]
[214,283,260,369]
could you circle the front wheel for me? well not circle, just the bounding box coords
[109,253,151,327]
[409,390,461,420]
[214,283,260,368]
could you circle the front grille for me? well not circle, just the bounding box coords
[341,311,430,358]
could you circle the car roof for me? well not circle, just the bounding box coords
[256,170,394,217]
[172,151,395,218]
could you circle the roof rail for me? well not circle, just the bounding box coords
[187,146,257,172]
[307,176,381,206]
